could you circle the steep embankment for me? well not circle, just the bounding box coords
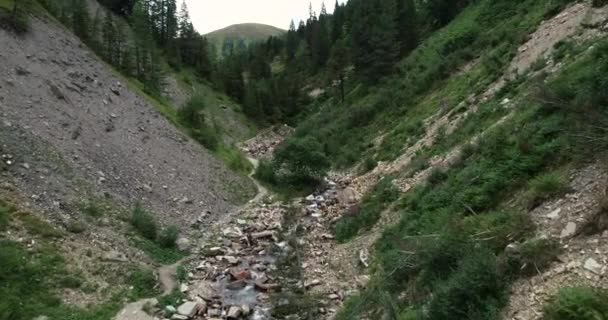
[0,12,255,318]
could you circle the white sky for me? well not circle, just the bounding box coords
[184,0,348,34]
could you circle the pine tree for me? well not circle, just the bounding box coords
[351,0,399,82]
[89,8,103,51]
[311,16,330,68]
[102,11,118,65]
[71,0,90,42]
[331,0,345,42]
[328,38,349,102]
[285,20,299,60]
[396,0,418,55]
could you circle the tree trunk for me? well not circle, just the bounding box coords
[11,0,18,19]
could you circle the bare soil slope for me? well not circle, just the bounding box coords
[0,16,253,229]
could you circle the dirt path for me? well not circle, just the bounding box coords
[246,157,268,204]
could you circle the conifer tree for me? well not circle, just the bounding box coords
[328,38,349,102]
[285,20,299,60]
[71,0,90,42]
[102,11,118,65]
[396,0,418,55]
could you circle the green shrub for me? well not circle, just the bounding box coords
[427,168,448,186]
[516,237,561,276]
[178,95,219,150]
[254,159,277,184]
[131,237,184,264]
[66,220,86,234]
[59,275,83,289]
[592,0,608,8]
[81,202,104,218]
[273,136,330,188]
[130,204,157,241]
[128,268,159,299]
[407,155,430,178]
[17,213,63,238]
[362,157,378,173]
[0,1,30,34]
[176,265,187,282]
[543,286,608,320]
[426,249,509,320]
[158,225,179,249]
[158,289,185,310]
[524,172,569,209]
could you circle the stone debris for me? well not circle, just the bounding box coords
[241,125,293,158]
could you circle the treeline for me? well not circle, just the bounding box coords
[215,0,471,124]
[38,0,214,95]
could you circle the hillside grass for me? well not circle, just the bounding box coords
[336,7,608,320]
[0,201,160,320]
[543,286,608,320]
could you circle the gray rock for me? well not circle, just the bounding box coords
[191,280,217,301]
[584,258,603,274]
[49,84,65,100]
[227,306,242,319]
[176,237,191,252]
[546,208,561,219]
[103,250,128,262]
[207,308,221,317]
[177,301,197,317]
[222,226,243,238]
[337,187,358,204]
[560,222,577,238]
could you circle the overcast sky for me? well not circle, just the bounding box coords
[184,0,348,34]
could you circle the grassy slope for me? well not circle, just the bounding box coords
[332,1,608,318]
[295,0,573,169]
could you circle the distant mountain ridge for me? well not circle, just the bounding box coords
[205,23,285,56]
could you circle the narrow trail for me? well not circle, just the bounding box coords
[246,157,268,204]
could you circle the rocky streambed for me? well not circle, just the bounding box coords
[149,172,363,320]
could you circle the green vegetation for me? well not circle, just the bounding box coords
[524,172,569,209]
[129,204,184,264]
[16,212,63,239]
[130,203,158,241]
[158,225,179,249]
[333,178,400,242]
[255,136,330,194]
[178,95,220,150]
[338,27,608,320]
[80,201,105,219]
[0,239,128,320]
[543,286,608,320]
[128,268,159,299]
[0,205,9,231]
[0,0,32,33]
[517,237,562,276]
